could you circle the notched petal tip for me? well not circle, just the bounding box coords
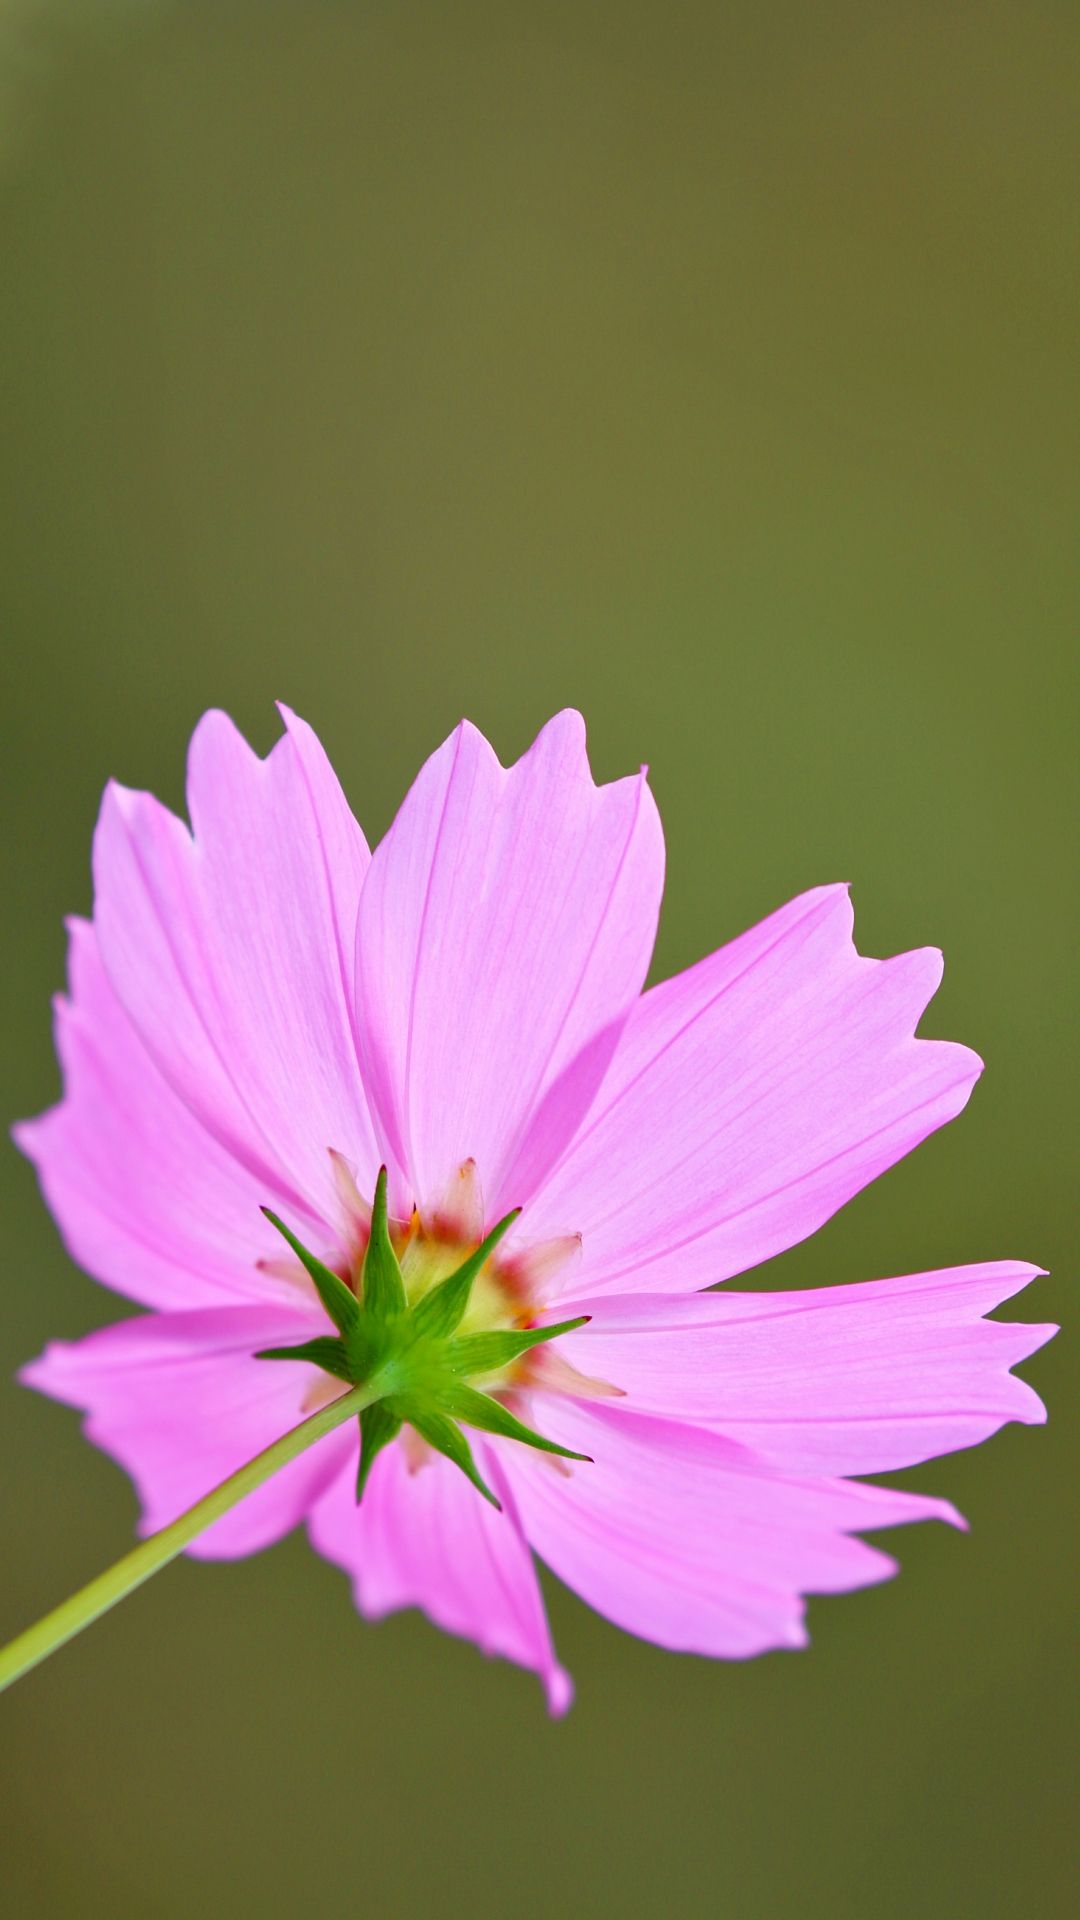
[533,707,588,752]
[15,1352,47,1393]
[10,1115,41,1161]
[188,705,246,756]
[98,774,143,822]
[545,1664,575,1717]
[16,1337,81,1400]
[916,1496,968,1533]
[943,1039,984,1087]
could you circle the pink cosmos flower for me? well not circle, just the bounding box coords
[17,707,1053,1713]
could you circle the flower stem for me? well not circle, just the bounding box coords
[0,1382,375,1697]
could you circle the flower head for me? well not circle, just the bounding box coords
[17,707,1054,1712]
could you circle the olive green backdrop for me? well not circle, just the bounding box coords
[1,5,1075,1916]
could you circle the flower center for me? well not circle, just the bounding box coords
[397,1221,526,1341]
[255,1164,593,1508]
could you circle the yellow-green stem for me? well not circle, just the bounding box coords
[0,1382,375,1697]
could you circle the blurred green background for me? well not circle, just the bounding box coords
[1,4,1075,1915]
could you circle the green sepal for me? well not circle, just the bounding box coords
[255,1335,353,1381]
[360,1167,407,1324]
[447,1316,590,1379]
[255,1179,593,1509]
[260,1209,361,1336]
[341,1317,387,1389]
[356,1400,402,1502]
[438,1381,591,1463]
[399,1404,501,1509]
[410,1208,521,1340]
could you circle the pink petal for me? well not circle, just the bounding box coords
[353,711,663,1219]
[90,707,379,1226]
[15,919,299,1310]
[21,1304,349,1558]
[558,1263,1055,1475]
[527,885,982,1292]
[504,1400,963,1660]
[307,1436,571,1713]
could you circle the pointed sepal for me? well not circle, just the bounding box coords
[360,1167,408,1324]
[400,1404,502,1508]
[356,1400,402,1502]
[260,1209,361,1335]
[439,1381,591,1462]
[447,1316,590,1380]
[255,1335,353,1381]
[410,1208,521,1340]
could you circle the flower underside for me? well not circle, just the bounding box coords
[257,1169,591,1507]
